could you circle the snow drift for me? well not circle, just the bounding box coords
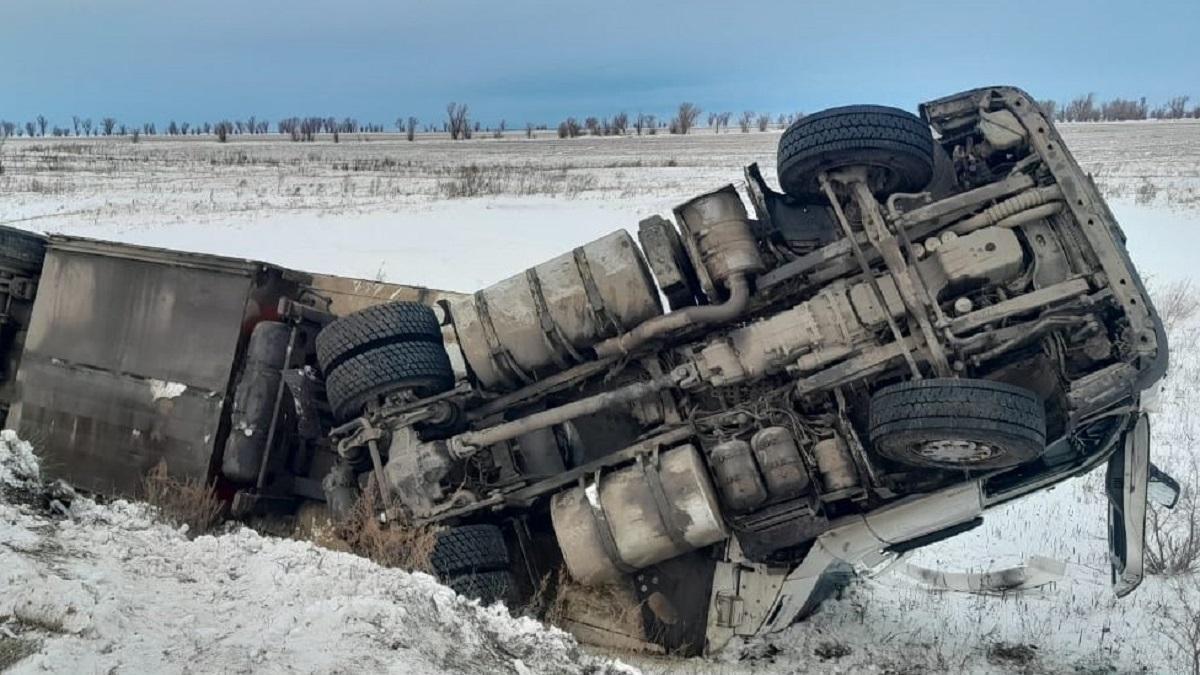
[0,432,630,674]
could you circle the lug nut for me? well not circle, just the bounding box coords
[954,297,974,315]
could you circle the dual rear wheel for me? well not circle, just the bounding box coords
[315,301,454,421]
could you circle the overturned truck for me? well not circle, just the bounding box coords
[5,86,1179,654]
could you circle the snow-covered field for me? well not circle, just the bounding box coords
[2,120,1198,290]
[0,435,633,674]
[1,122,1199,673]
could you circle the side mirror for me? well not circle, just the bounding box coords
[1149,463,1181,509]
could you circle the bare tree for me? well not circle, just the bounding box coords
[646,114,657,135]
[738,111,754,133]
[1165,96,1192,119]
[0,126,7,175]
[102,117,117,135]
[611,112,629,135]
[1037,99,1057,121]
[634,113,647,135]
[71,115,81,136]
[1063,93,1098,122]
[406,116,417,141]
[1100,97,1148,121]
[525,122,534,139]
[557,117,582,138]
[215,120,232,142]
[36,115,47,137]
[24,121,35,137]
[81,118,93,136]
[673,102,701,135]
[757,113,770,132]
[446,102,469,140]
[716,111,731,133]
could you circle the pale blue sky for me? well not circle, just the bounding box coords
[2,0,1196,129]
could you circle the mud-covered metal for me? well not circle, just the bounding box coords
[452,230,662,390]
[7,236,291,495]
[551,444,727,584]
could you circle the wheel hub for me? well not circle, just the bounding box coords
[917,439,999,464]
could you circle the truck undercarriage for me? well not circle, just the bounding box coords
[2,86,1176,656]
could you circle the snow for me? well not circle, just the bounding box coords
[148,379,187,401]
[2,125,1198,672]
[0,446,634,674]
[5,122,1195,293]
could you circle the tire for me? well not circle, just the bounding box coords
[316,302,443,372]
[445,570,514,606]
[777,105,935,198]
[431,524,510,577]
[316,302,453,420]
[868,378,1045,470]
[0,226,47,275]
[323,341,453,420]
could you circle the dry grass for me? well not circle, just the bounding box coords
[1156,574,1200,675]
[1147,280,1200,576]
[1148,459,1200,576]
[141,460,224,536]
[312,490,439,574]
[435,163,598,199]
[526,568,661,651]
[0,634,39,671]
[524,567,572,625]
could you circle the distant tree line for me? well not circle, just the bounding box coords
[3,92,1197,145]
[1038,94,1198,122]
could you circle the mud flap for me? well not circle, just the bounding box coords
[1106,413,1150,597]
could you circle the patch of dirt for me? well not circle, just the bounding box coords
[0,621,44,671]
[814,640,852,661]
[988,642,1039,670]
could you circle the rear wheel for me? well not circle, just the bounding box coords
[432,524,514,606]
[777,105,935,198]
[316,302,453,420]
[445,570,514,606]
[869,378,1045,470]
[431,524,510,576]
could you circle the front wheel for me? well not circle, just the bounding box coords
[869,378,1046,470]
[777,105,935,198]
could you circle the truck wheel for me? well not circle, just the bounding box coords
[777,105,935,198]
[445,570,514,606]
[316,302,453,420]
[433,524,513,605]
[868,378,1045,470]
[431,524,510,576]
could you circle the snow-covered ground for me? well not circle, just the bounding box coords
[1,123,1198,673]
[0,435,634,674]
[2,120,1198,290]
